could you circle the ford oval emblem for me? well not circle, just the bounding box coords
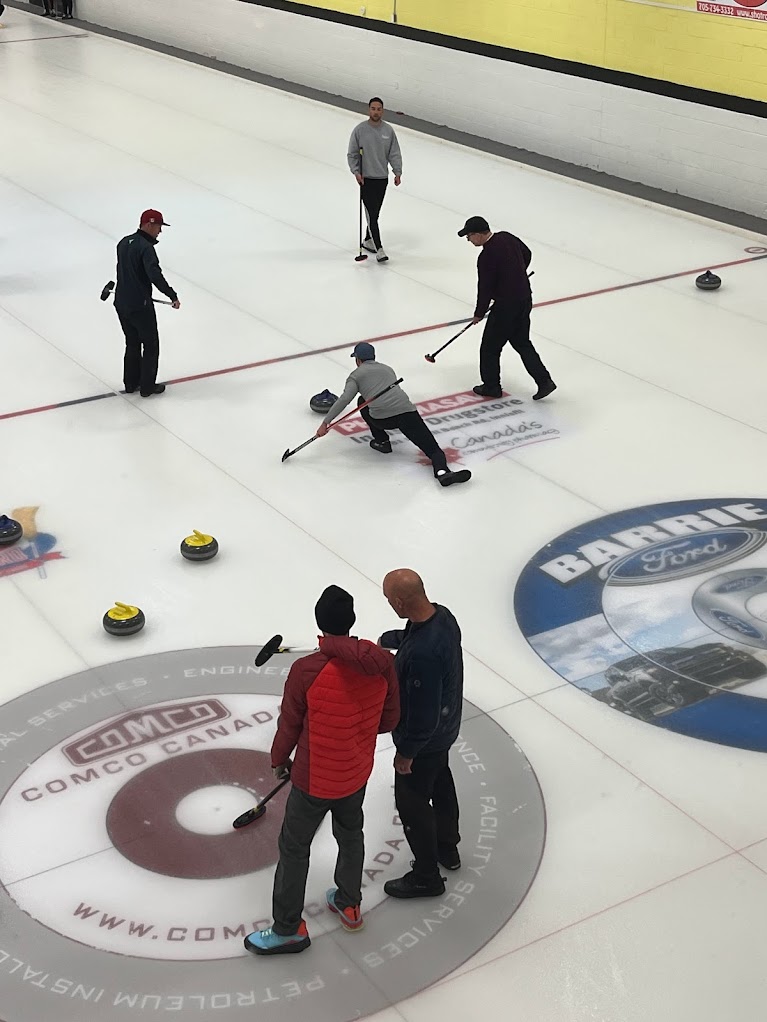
[602,528,767,585]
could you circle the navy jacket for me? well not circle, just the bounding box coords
[114,230,178,312]
[380,604,463,760]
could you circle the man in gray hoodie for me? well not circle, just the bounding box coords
[316,343,471,488]
[347,98,402,263]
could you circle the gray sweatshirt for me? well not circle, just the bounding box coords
[347,120,403,179]
[322,361,415,425]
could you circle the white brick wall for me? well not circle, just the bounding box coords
[76,0,767,217]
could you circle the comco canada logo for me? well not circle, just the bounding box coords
[0,647,544,1022]
[337,389,560,468]
[0,506,62,580]
[515,499,767,752]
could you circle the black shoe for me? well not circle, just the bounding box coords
[472,384,502,398]
[437,469,471,487]
[438,846,461,871]
[140,384,166,397]
[124,386,138,394]
[370,439,392,454]
[533,381,556,401]
[384,870,446,899]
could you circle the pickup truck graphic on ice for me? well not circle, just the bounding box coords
[593,643,766,721]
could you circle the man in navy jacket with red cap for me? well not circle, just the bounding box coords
[245,585,400,956]
[114,209,180,398]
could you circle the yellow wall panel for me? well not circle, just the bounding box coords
[397,0,767,101]
[397,0,608,64]
[291,0,392,19]
[291,0,767,101]
[606,3,767,98]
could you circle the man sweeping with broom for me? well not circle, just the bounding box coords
[245,585,400,956]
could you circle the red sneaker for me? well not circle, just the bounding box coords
[326,888,364,931]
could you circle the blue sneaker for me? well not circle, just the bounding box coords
[244,921,310,956]
[326,888,364,931]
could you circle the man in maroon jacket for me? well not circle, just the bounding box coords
[458,215,556,402]
[245,586,400,957]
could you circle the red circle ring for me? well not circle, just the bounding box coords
[106,748,288,880]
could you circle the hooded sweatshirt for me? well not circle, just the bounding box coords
[271,635,400,800]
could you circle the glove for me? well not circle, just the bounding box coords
[272,762,291,781]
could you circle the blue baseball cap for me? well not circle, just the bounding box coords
[351,342,375,362]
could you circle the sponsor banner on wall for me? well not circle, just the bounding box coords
[697,0,767,20]
[625,0,767,20]
[335,389,561,470]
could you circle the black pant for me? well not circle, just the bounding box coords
[272,784,366,936]
[480,300,552,390]
[361,178,388,249]
[116,305,160,395]
[360,403,448,475]
[395,750,460,882]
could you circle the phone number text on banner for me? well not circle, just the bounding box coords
[698,0,767,19]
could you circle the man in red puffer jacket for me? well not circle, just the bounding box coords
[245,585,400,957]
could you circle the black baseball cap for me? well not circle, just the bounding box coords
[351,342,375,361]
[458,216,490,237]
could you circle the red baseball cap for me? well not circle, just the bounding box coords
[140,209,170,226]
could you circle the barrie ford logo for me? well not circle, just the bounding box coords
[603,528,767,586]
[515,498,767,754]
[538,502,767,585]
